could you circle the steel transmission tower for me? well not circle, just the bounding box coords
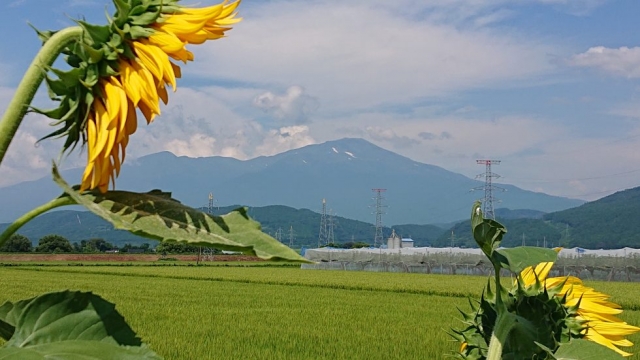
[289,226,295,248]
[275,228,283,243]
[327,210,336,245]
[371,189,387,247]
[472,160,504,220]
[318,198,328,248]
[208,192,214,214]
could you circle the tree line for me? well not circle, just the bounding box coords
[0,234,206,254]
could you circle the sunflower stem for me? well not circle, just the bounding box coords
[486,312,515,360]
[0,195,76,249]
[0,26,83,167]
[493,262,504,309]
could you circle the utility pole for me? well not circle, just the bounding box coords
[318,198,328,248]
[472,160,504,220]
[371,189,387,247]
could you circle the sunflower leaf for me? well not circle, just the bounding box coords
[492,247,558,274]
[52,165,310,263]
[537,339,624,359]
[0,290,160,359]
[470,201,507,260]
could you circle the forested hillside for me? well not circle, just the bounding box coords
[542,187,640,249]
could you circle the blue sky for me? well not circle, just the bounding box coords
[0,0,639,202]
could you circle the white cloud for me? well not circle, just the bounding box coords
[253,85,319,124]
[165,133,217,158]
[191,1,557,112]
[365,126,420,149]
[255,125,316,156]
[569,46,640,78]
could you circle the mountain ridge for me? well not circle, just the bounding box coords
[0,138,583,224]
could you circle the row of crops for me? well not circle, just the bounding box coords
[2,265,640,359]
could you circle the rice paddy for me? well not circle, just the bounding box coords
[1,264,640,359]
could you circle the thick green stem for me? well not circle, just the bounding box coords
[493,262,503,309]
[486,312,515,360]
[0,196,76,249]
[0,26,83,166]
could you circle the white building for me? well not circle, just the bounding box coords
[387,230,414,249]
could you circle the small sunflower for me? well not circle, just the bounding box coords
[521,261,640,357]
[36,0,241,192]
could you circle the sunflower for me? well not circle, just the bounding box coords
[521,261,640,357]
[36,0,240,192]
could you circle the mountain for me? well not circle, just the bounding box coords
[0,138,583,224]
[542,187,640,249]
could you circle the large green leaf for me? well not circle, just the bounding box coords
[0,291,161,359]
[537,339,624,360]
[52,165,309,262]
[0,340,159,359]
[493,247,558,274]
[0,291,141,348]
[471,201,507,259]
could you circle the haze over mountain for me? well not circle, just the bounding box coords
[0,138,582,224]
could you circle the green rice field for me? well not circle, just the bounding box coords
[1,264,640,359]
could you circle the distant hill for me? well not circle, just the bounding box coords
[494,208,546,220]
[0,205,447,248]
[0,138,583,225]
[0,210,149,247]
[434,187,640,249]
[1,186,638,249]
[433,218,562,248]
[542,187,640,249]
[206,205,446,247]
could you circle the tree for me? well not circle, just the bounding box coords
[35,234,73,253]
[83,238,116,252]
[155,242,200,254]
[0,234,33,252]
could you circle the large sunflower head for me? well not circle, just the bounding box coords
[35,0,241,192]
[453,260,640,359]
[521,261,640,357]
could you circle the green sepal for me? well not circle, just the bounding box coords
[28,23,56,43]
[80,42,104,63]
[77,20,111,45]
[112,0,133,27]
[129,10,161,26]
[128,24,155,39]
